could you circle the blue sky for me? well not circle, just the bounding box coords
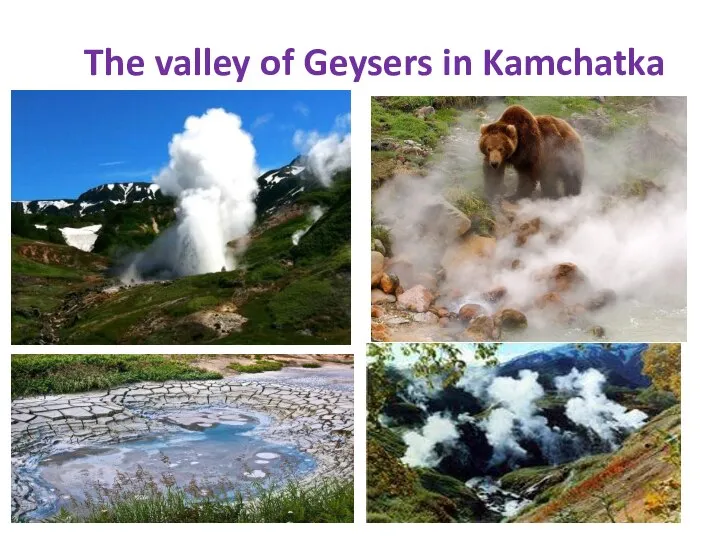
[11,90,350,200]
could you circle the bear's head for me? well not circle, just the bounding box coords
[479,123,518,169]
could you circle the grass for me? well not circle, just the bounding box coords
[301,362,322,368]
[43,467,353,523]
[11,354,221,399]
[228,359,284,374]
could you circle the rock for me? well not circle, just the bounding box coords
[371,322,390,341]
[510,259,523,270]
[548,263,586,292]
[591,96,606,103]
[587,325,606,339]
[438,317,450,328]
[514,217,542,247]
[371,138,399,152]
[436,307,450,318]
[373,239,386,255]
[465,315,501,341]
[371,251,385,274]
[534,292,565,309]
[371,289,396,304]
[482,286,507,304]
[380,273,400,295]
[494,308,528,332]
[569,109,612,137]
[415,105,435,119]
[584,289,617,311]
[396,285,434,313]
[371,271,383,288]
[385,317,410,326]
[413,312,439,324]
[459,303,485,321]
[441,234,496,271]
[371,305,384,318]
[424,199,472,238]
[395,285,404,296]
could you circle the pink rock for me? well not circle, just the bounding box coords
[396,285,434,313]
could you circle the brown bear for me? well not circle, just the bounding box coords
[478,105,584,201]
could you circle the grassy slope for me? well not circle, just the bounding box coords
[11,236,110,343]
[11,354,221,399]
[47,477,353,523]
[506,404,681,523]
[366,425,492,523]
[11,175,351,345]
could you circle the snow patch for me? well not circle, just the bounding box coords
[60,224,102,252]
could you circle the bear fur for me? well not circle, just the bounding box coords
[478,105,584,201]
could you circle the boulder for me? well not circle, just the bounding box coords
[569,109,612,137]
[371,271,383,288]
[371,305,385,318]
[373,238,386,256]
[494,308,528,332]
[441,234,496,271]
[514,217,542,247]
[438,317,450,328]
[371,322,390,342]
[465,315,501,341]
[482,286,507,304]
[587,325,606,339]
[425,199,472,238]
[371,251,385,274]
[415,105,436,119]
[413,312,439,324]
[396,285,434,313]
[534,292,564,310]
[380,273,400,295]
[548,262,586,292]
[459,303,485,321]
[371,289,396,305]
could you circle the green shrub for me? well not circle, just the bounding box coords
[228,359,284,373]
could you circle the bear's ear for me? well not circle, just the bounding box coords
[480,124,489,135]
[505,124,517,137]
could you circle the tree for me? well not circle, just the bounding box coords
[642,343,681,399]
[366,343,498,425]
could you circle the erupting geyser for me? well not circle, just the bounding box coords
[122,108,259,281]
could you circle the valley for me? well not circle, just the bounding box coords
[11,160,351,345]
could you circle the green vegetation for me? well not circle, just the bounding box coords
[11,354,221,399]
[301,362,321,368]
[504,96,652,134]
[12,209,66,245]
[44,469,353,523]
[371,97,461,148]
[11,236,109,344]
[228,358,284,374]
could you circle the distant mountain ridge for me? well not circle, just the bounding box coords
[12,182,163,216]
[12,155,319,220]
[497,343,650,388]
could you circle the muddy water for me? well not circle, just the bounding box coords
[28,408,315,520]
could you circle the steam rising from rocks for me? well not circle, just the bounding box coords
[292,205,325,246]
[373,101,687,340]
[401,413,460,467]
[399,362,647,470]
[555,368,648,444]
[122,108,259,281]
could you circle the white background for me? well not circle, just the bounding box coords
[1,0,715,534]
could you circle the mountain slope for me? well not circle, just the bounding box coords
[11,161,351,345]
[497,343,650,388]
[505,404,680,523]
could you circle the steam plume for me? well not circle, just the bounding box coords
[401,413,459,467]
[122,108,258,281]
[555,368,648,443]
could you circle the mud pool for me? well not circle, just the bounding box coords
[11,370,353,521]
